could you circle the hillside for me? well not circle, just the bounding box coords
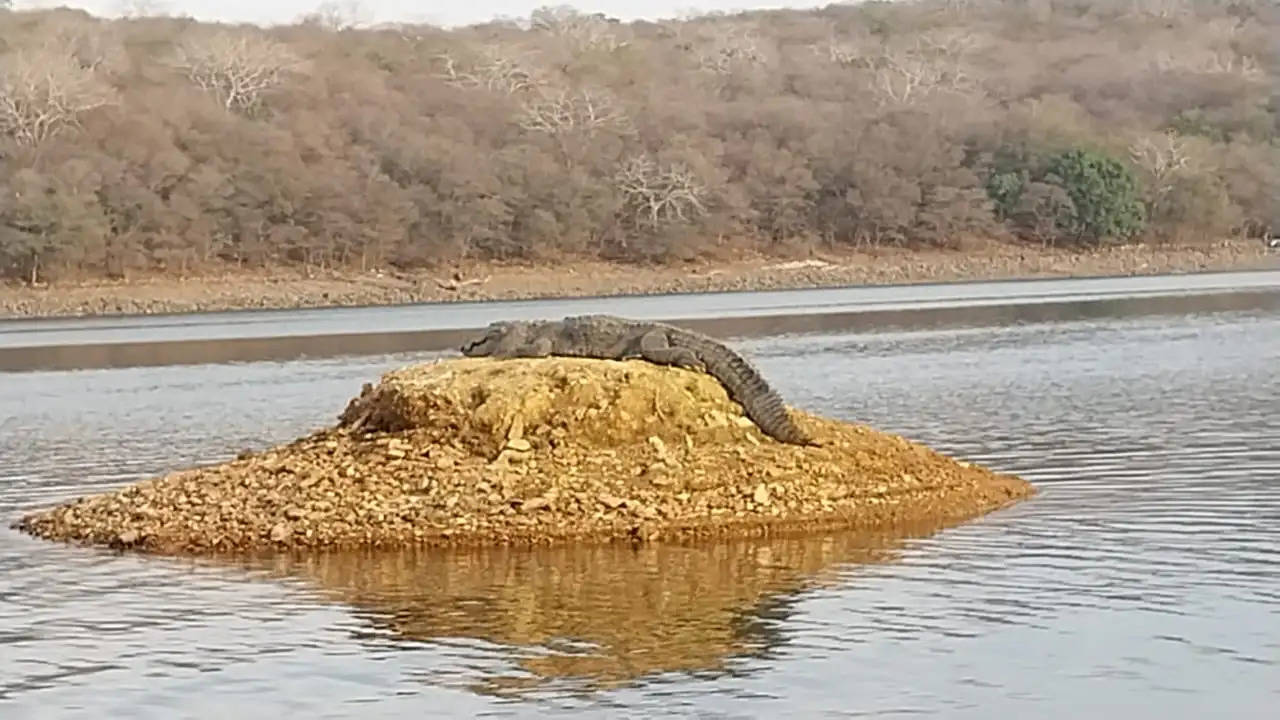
[1,1,1278,287]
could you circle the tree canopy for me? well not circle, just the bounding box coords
[2,1,1277,282]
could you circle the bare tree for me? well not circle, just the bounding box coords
[816,33,873,69]
[1151,48,1262,78]
[298,1,373,31]
[694,24,766,75]
[530,5,625,53]
[1129,131,1195,197]
[613,155,708,231]
[869,35,977,107]
[1129,130,1221,232]
[0,44,118,147]
[436,45,542,95]
[517,87,631,136]
[1149,17,1263,79]
[169,31,305,114]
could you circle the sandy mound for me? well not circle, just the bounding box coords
[14,357,1035,554]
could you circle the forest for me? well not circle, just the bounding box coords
[1,0,1278,283]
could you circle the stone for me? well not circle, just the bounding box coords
[522,496,551,511]
[753,483,771,506]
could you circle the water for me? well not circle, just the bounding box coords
[2,305,1278,718]
[6,269,1278,346]
[3,269,1279,372]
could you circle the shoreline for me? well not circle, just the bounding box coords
[1,239,1275,320]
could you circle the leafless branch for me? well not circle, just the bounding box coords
[614,155,708,230]
[435,46,542,95]
[518,87,632,135]
[0,45,118,147]
[869,37,977,107]
[695,25,766,75]
[814,34,871,68]
[169,31,306,114]
[1129,130,1199,203]
[529,6,625,53]
[1153,49,1261,78]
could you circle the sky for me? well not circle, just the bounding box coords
[11,0,832,28]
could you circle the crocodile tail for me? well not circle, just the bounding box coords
[675,332,813,445]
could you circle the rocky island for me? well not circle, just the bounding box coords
[14,353,1034,555]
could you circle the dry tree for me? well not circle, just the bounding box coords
[0,44,118,147]
[1128,130,1207,212]
[869,32,978,107]
[517,87,632,136]
[436,45,542,96]
[694,24,767,75]
[613,155,708,231]
[169,31,306,114]
[529,5,625,53]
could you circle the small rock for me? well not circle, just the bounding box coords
[598,494,626,509]
[117,530,140,545]
[284,506,305,520]
[435,456,456,469]
[507,415,525,441]
[387,448,406,459]
[269,522,291,542]
[753,483,771,505]
[522,496,551,511]
[506,438,533,452]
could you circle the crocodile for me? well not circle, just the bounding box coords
[459,314,817,446]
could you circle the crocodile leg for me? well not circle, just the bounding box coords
[638,329,706,371]
[522,337,554,357]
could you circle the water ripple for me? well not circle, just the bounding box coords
[1,309,1278,718]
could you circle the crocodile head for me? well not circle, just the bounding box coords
[460,321,521,357]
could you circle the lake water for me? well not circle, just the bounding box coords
[1,291,1278,718]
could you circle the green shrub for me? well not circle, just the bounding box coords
[1042,148,1146,242]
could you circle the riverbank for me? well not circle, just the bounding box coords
[2,239,1274,319]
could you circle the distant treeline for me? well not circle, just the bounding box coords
[1,1,1278,282]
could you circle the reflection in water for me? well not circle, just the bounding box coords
[239,531,919,697]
